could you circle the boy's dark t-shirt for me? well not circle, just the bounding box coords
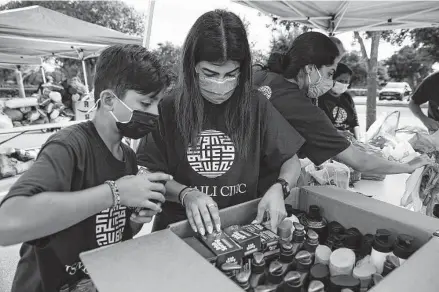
[318,91,359,134]
[0,121,137,292]
[138,90,305,228]
[411,71,439,121]
[253,70,351,166]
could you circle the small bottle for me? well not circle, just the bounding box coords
[327,221,345,236]
[343,228,363,255]
[358,234,374,260]
[278,219,293,243]
[370,229,393,274]
[353,260,376,291]
[267,260,284,286]
[292,222,306,254]
[253,284,279,292]
[283,271,304,292]
[220,262,242,278]
[250,252,266,289]
[329,248,356,277]
[330,275,361,292]
[304,229,320,255]
[310,263,330,288]
[315,245,332,266]
[279,241,295,274]
[308,280,325,292]
[393,234,415,265]
[382,254,400,277]
[300,205,328,244]
[235,269,251,291]
[296,250,313,287]
[332,234,345,250]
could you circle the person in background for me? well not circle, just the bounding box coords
[137,10,305,234]
[319,63,361,140]
[253,32,430,193]
[0,45,172,292]
[408,71,439,133]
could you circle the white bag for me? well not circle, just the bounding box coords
[305,160,351,189]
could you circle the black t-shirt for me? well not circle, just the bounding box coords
[138,90,304,228]
[253,70,350,165]
[318,91,359,134]
[412,71,439,121]
[0,121,137,292]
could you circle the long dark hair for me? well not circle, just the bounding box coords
[278,32,340,79]
[175,10,253,159]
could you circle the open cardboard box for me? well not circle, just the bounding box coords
[81,186,439,292]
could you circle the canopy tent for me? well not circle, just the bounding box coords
[0,5,142,59]
[0,53,41,66]
[235,1,439,34]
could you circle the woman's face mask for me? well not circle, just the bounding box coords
[196,62,240,104]
[307,65,334,99]
[332,81,349,95]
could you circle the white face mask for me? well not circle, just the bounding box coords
[307,66,334,99]
[332,81,349,95]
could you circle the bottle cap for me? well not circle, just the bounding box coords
[308,280,325,292]
[307,229,320,244]
[433,204,439,218]
[220,262,242,277]
[315,245,332,265]
[373,229,393,253]
[251,252,266,274]
[333,234,345,249]
[293,222,306,242]
[330,275,361,290]
[280,241,294,263]
[382,254,400,276]
[236,269,251,285]
[328,221,345,235]
[277,220,293,239]
[310,263,330,282]
[393,234,415,260]
[269,260,283,275]
[284,271,302,287]
[254,284,278,292]
[296,250,312,264]
[293,222,305,232]
[344,228,362,250]
[308,205,323,221]
[353,262,376,289]
[341,289,354,292]
[359,234,374,257]
[329,248,356,277]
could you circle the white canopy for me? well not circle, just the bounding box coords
[235,1,439,34]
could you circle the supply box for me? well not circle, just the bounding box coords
[80,186,439,292]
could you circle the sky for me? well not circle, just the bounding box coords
[123,0,412,61]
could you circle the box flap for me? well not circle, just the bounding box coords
[80,229,243,292]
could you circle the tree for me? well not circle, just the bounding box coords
[341,51,368,87]
[384,46,434,89]
[406,28,439,60]
[152,42,181,83]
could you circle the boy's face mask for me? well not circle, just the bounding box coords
[332,81,349,95]
[307,65,334,99]
[198,72,239,104]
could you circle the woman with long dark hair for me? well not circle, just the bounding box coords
[254,32,429,187]
[138,10,304,234]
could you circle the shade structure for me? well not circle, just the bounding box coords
[0,53,41,66]
[235,1,439,34]
[0,5,142,59]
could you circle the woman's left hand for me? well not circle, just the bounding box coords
[254,183,287,232]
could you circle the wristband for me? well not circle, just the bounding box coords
[105,180,121,208]
[178,186,191,204]
[181,188,197,208]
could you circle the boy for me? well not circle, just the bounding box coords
[0,44,172,292]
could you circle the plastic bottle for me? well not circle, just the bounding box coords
[393,234,415,265]
[296,250,313,287]
[370,229,393,274]
[382,254,400,277]
[329,248,356,276]
[304,229,320,255]
[310,263,330,288]
[250,252,266,289]
[353,259,376,291]
[300,205,328,244]
[358,234,374,260]
[279,241,295,274]
[267,260,284,286]
[292,222,306,254]
[283,271,304,292]
[343,228,363,255]
[314,245,332,266]
[235,269,251,291]
[278,219,293,243]
[308,280,325,292]
[329,275,361,292]
[220,262,242,278]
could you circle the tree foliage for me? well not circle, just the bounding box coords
[152,42,181,83]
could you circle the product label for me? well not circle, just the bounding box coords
[224,226,261,256]
[242,224,279,255]
[199,231,243,266]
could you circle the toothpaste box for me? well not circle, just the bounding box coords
[241,223,280,259]
[223,225,261,256]
[182,237,217,265]
[199,231,244,266]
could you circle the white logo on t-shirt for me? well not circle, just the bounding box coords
[186,129,235,178]
[258,86,272,99]
[95,205,127,246]
[333,106,348,124]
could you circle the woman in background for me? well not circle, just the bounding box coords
[319,63,361,140]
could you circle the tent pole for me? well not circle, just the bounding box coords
[40,57,46,83]
[142,0,156,48]
[15,66,26,98]
[82,59,89,93]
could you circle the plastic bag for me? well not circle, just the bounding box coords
[305,160,351,189]
[0,113,13,129]
[408,130,439,154]
[366,111,400,148]
[382,140,416,162]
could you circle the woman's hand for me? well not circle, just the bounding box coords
[406,154,433,173]
[254,183,286,232]
[183,189,221,235]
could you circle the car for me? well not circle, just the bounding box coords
[379,82,412,101]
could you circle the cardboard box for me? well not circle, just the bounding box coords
[81,186,439,292]
[73,98,95,121]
